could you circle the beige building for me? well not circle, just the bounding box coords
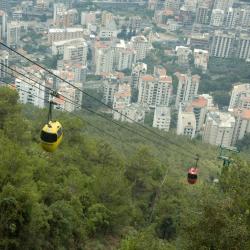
[228,83,250,112]
[232,109,250,145]
[138,74,173,108]
[48,28,85,44]
[203,111,235,147]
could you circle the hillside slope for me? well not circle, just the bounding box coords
[0,87,250,250]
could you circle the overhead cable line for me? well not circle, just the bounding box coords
[0,42,189,150]
[0,64,195,157]
[0,79,121,142]
[0,67,180,152]
[0,61,196,157]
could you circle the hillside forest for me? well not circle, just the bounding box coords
[0,86,250,250]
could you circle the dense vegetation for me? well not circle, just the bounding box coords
[0,86,250,249]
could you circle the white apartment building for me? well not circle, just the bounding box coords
[165,0,180,13]
[228,83,250,111]
[52,38,87,55]
[103,75,120,105]
[176,46,192,67]
[15,78,45,108]
[53,3,66,23]
[95,45,114,75]
[237,33,250,61]
[7,21,21,47]
[210,9,224,27]
[114,40,136,71]
[131,35,150,61]
[131,62,147,89]
[118,103,145,123]
[153,106,171,132]
[48,28,85,44]
[203,112,235,147]
[63,41,88,66]
[177,106,196,139]
[113,84,131,120]
[175,73,200,108]
[113,84,131,110]
[55,86,76,112]
[232,109,250,145]
[0,50,8,78]
[81,11,96,26]
[0,10,7,40]
[209,30,235,58]
[214,0,234,11]
[194,49,209,73]
[138,74,173,108]
[101,11,113,27]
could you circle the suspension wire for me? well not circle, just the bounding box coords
[0,80,121,141]
[0,65,195,158]
[0,42,194,151]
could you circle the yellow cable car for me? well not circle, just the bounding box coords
[41,121,63,152]
[40,100,63,152]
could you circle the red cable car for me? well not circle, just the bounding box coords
[187,155,199,185]
[187,167,198,184]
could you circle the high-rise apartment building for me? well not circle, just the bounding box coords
[131,36,150,61]
[0,0,8,12]
[48,28,85,44]
[176,46,192,67]
[209,30,235,58]
[214,0,234,11]
[0,10,7,41]
[210,9,224,27]
[63,41,88,66]
[6,21,21,47]
[194,49,209,73]
[131,62,147,89]
[153,106,171,132]
[138,74,173,108]
[114,40,136,71]
[15,78,45,108]
[0,50,8,78]
[202,111,235,147]
[190,96,208,133]
[195,5,210,25]
[232,109,250,145]
[81,11,96,26]
[95,43,114,75]
[175,73,200,108]
[228,83,250,111]
[177,105,196,139]
[236,33,250,61]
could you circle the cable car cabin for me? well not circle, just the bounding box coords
[40,121,63,152]
[187,167,198,185]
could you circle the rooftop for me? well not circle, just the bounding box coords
[191,96,208,108]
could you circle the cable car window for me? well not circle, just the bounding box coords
[57,127,63,137]
[41,131,57,143]
[188,173,197,180]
